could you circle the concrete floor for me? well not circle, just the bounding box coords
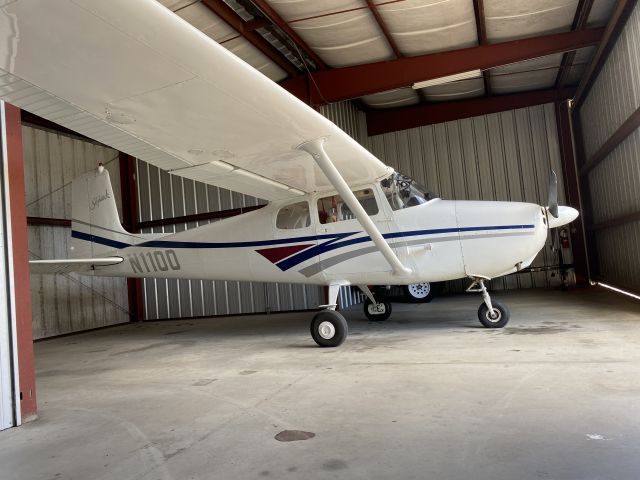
[2,288,640,480]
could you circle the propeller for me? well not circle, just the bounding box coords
[548,170,558,218]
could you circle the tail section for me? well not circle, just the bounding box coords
[71,165,132,258]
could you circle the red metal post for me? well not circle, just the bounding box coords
[119,153,144,322]
[555,100,589,284]
[5,104,36,420]
[472,0,492,96]
[570,109,600,279]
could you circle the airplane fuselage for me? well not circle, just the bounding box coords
[83,192,549,287]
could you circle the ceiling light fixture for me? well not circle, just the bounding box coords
[412,70,482,89]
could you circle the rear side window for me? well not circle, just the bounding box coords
[317,188,379,224]
[276,201,311,229]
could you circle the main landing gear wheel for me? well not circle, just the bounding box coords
[404,282,435,303]
[364,298,392,322]
[310,310,348,347]
[478,301,510,328]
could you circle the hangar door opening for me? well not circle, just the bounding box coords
[0,102,16,430]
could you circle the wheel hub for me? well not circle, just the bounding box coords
[368,302,386,315]
[408,283,430,298]
[486,308,502,322]
[317,321,336,339]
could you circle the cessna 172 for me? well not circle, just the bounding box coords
[1,0,578,347]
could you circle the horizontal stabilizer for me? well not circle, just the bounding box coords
[30,257,123,275]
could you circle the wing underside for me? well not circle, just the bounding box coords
[0,0,391,201]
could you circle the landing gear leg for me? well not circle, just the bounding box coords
[311,284,348,347]
[467,277,510,328]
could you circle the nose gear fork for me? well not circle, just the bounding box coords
[467,277,511,328]
[466,277,494,315]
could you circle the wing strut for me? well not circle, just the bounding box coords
[297,138,411,276]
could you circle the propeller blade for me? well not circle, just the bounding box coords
[548,170,559,218]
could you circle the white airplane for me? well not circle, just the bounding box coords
[1,0,578,347]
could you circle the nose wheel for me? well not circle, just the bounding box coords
[467,277,510,328]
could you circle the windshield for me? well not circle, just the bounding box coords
[380,172,437,210]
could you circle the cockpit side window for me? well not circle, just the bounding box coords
[380,172,437,211]
[276,201,311,229]
[317,188,379,224]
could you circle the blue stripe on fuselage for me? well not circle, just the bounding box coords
[136,231,354,249]
[71,223,535,269]
[71,230,131,250]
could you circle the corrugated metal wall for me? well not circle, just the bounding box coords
[23,125,129,339]
[577,3,640,292]
[368,103,566,292]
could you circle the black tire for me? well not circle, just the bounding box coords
[477,301,510,328]
[364,298,392,322]
[403,282,437,303]
[310,310,348,347]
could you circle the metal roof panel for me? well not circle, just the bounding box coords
[376,0,478,55]
[485,0,577,42]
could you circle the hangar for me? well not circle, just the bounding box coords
[0,0,639,477]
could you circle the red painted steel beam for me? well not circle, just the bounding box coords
[4,104,37,421]
[555,100,589,283]
[250,0,327,69]
[574,0,638,107]
[281,28,602,106]
[570,111,600,278]
[472,0,492,96]
[579,105,640,176]
[21,110,97,144]
[26,217,71,227]
[367,0,402,59]
[137,204,265,230]
[119,153,144,323]
[555,0,595,88]
[202,0,299,77]
[588,210,640,231]
[367,87,576,136]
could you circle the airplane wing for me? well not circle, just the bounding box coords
[0,0,391,201]
[30,257,123,275]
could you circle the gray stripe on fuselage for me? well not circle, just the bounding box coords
[298,231,534,277]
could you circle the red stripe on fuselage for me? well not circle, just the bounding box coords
[256,244,314,264]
